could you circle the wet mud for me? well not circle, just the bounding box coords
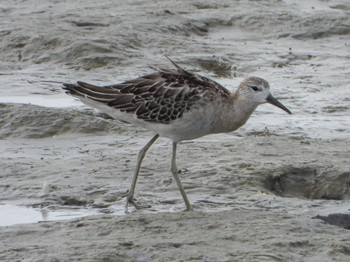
[0,0,350,261]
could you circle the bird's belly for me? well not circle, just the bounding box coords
[144,105,223,142]
[151,121,213,142]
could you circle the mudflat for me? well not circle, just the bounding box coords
[0,0,349,261]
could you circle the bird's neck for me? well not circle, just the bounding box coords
[219,93,258,132]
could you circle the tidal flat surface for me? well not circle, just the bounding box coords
[0,0,349,261]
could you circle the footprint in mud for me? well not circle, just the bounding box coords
[264,167,350,231]
[264,167,350,200]
[313,214,350,230]
[59,195,91,206]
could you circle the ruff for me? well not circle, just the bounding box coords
[63,57,291,212]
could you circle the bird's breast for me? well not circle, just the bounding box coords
[144,98,230,142]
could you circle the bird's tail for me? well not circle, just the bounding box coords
[63,81,120,103]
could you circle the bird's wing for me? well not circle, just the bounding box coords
[63,60,231,124]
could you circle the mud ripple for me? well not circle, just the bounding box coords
[0,103,122,139]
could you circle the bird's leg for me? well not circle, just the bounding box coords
[125,134,159,213]
[171,142,194,211]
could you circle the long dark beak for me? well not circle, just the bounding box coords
[266,94,292,114]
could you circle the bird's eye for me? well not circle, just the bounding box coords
[250,85,259,91]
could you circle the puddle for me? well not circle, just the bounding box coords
[0,198,223,227]
[0,204,99,227]
[0,95,81,108]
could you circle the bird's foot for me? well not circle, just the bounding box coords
[124,191,151,213]
[185,205,194,212]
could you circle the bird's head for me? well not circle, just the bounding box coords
[238,77,291,114]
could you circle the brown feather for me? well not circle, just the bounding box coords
[63,59,231,124]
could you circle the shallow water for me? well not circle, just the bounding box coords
[0,95,81,108]
[0,204,99,227]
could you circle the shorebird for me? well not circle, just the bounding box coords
[63,57,291,212]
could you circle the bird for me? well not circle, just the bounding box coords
[63,57,291,212]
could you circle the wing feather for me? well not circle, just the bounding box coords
[63,59,231,124]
